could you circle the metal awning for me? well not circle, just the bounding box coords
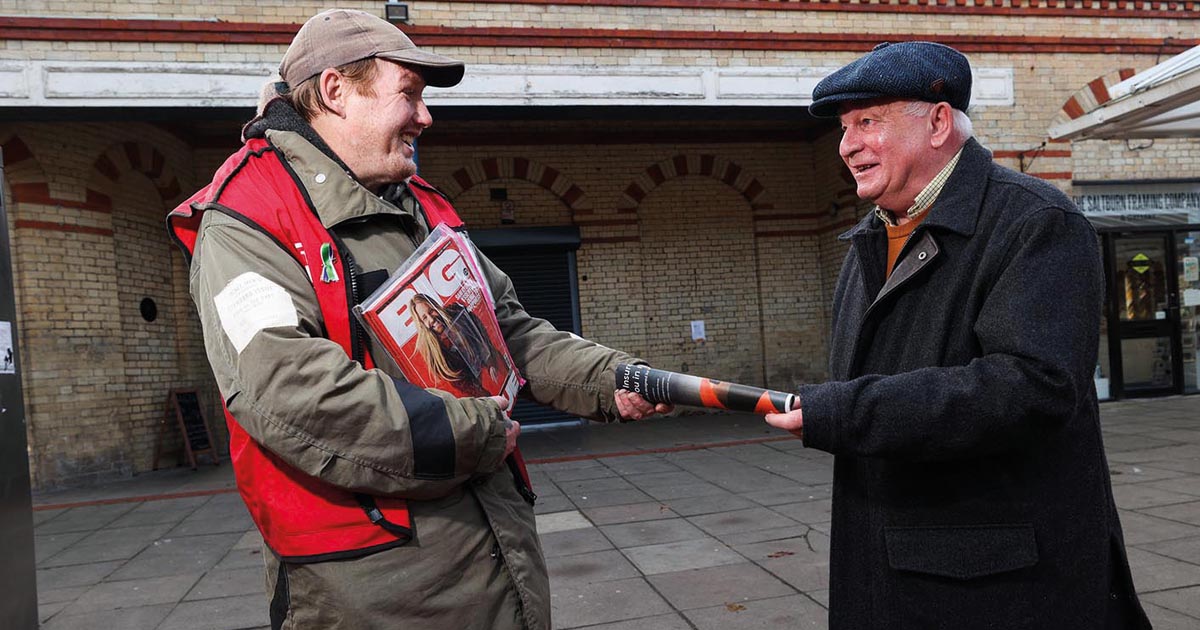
[1049,45,1200,141]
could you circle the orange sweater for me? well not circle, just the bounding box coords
[885,214,927,278]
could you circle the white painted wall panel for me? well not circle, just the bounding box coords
[0,60,1015,110]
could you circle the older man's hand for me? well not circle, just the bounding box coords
[764,407,804,440]
[614,389,672,421]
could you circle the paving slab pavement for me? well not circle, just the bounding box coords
[27,396,1200,629]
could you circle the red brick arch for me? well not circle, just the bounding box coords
[617,154,771,213]
[88,141,184,211]
[441,157,589,214]
[1,134,53,206]
[1054,67,1138,124]
[2,133,118,235]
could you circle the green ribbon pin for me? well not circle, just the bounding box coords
[320,243,339,283]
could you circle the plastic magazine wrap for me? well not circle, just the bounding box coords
[354,224,524,408]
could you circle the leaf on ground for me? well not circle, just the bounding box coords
[725,603,747,612]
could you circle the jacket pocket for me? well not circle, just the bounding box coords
[885,524,1039,630]
[885,523,1038,580]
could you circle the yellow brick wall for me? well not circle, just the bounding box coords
[637,178,763,385]
[407,3,1194,41]
[1,122,219,489]
[418,138,834,390]
[15,208,131,486]
[2,1,1193,42]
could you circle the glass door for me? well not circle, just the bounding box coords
[1177,231,1200,394]
[1109,233,1178,396]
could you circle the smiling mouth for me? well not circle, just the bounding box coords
[401,134,417,149]
[853,164,877,174]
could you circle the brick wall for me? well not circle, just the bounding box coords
[418,139,836,390]
[637,178,763,385]
[3,1,1196,41]
[1,122,218,489]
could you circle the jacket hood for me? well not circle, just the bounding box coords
[242,96,356,179]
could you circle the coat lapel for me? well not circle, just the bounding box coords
[871,231,941,309]
[863,139,995,310]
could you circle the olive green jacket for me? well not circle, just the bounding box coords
[189,127,633,629]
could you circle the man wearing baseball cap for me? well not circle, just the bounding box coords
[168,9,668,629]
[765,42,1150,629]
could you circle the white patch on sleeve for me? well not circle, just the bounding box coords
[213,272,299,353]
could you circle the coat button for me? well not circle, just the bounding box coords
[917,251,928,261]
[314,173,327,184]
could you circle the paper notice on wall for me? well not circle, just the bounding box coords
[0,321,13,374]
[1183,288,1200,308]
[1183,256,1199,283]
[690,320,706,342]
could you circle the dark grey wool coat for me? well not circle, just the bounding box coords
[797,139,1151,630]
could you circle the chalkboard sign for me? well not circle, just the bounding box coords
[175,391,211,451]
[153,389,220,470]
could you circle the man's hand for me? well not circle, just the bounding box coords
[764,407,804,440]
[614,389,673,421]
[503,419,521,458]
[489,395,521,457]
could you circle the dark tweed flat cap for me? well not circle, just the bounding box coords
[809,41,971,118]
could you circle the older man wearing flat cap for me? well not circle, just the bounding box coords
[168,8,668,629]
[766,42,1150,629]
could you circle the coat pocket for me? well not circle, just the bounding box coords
[885,523,1038,580]
[885,524,1039,630]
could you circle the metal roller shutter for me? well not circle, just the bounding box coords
[473,227,582,426]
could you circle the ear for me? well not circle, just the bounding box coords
[928,102,955,149]
[317,68,348,118]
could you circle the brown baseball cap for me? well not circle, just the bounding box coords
[279,8,464,88]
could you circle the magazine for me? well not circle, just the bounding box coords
[354,225,524,409]
[616,363,797,414]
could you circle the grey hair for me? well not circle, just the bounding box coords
[900,100,974,141]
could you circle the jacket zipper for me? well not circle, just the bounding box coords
[329,232,366,366]
[265,140,368,365]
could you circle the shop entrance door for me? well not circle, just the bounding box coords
[1106,231,1192,397]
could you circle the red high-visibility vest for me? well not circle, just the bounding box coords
[168,137,528,562]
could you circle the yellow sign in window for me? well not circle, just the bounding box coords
[1131,253,1152,275]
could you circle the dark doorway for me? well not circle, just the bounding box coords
[473,227,584,426]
